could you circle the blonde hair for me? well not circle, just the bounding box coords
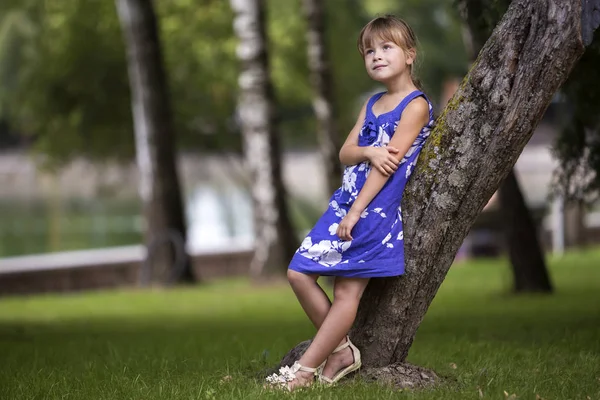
[357,15,422,89]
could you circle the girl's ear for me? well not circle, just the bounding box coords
[406,48,416,65]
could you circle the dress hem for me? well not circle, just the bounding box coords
[288,255,405,278]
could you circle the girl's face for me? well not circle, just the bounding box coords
[363,37,414,83]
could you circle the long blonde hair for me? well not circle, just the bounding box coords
[357,15,422,90]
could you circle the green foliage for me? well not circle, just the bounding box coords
[1,249,600,398]
[156,0,240,151]
[8,0,134,162]
[0,9,35,117]
[266,0,313,146]
[326,0,374,133]
[0,0,469,160]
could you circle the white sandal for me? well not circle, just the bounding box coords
[319,335,362,384]
[265,361,318,391]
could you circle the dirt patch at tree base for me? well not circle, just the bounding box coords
[361,362,439,389]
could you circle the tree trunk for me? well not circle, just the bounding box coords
[564,199,587,248]
[351,0,599,373]
[458,0,553,293]
[302,0,342,195]
[230,0,297,276]
[115,0,194,284]
[499,169,552,292]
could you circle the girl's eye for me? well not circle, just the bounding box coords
[383,44,392,50]
[365,49,374,55]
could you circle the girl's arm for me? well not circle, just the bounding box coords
[337,97,430,240]
[339,101,402,176]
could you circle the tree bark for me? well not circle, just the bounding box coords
[230,0,297,276]
[302,0,342,195]
[115,0,194,284]
[458,0,552,293]
[351,0,599,370]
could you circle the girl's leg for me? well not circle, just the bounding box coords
[289,276,370,388]
[287,269,331,329]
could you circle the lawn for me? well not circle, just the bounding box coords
[1,249,599,399]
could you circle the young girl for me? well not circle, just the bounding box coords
[266,15,434,391]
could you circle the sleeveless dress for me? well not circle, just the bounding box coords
[288,90,434,278]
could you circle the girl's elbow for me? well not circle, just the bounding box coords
[338,148,347,164]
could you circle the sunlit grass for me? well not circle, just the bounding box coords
[1,248,599,399]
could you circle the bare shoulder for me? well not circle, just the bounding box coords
[405,96,429,114]
[402,96,429,123]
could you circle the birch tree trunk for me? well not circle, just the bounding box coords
[115,0,194,284]
[302,0,342,195]
[350,0,599,378]
[458,0,552,293]
[230,0,297,276]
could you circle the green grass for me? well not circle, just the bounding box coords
[1,250,600,399]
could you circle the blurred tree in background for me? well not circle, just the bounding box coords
[115,0,193,284]
[302,0,342,195]
[229,0,297,276]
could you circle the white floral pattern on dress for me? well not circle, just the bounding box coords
[298,236,352,267]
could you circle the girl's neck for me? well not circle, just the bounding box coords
[383,74,417,95]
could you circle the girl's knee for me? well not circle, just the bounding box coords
[333,278,368,302]
[333,286,360,303]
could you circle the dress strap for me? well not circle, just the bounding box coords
[396,90,424,114]
[367,92,386,115]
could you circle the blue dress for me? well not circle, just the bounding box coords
[288,90,434,278]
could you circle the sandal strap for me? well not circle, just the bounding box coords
[332,336,351,353]
[291,361,318,374]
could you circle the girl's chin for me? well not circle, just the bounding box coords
[369,75,392,83]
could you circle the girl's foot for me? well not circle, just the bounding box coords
[265,361,317,391]
[319,337,362,384]
[287,369,316,391]
[321,345,355,381]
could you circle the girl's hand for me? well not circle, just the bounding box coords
[366,146,400,176]
[337,210,361,241]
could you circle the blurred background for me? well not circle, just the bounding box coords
[0,0,598,295]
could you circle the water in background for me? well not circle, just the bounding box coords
[0,198,142,257]
[0,184,259,258]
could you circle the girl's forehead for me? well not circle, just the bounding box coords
[362,32,403,48]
